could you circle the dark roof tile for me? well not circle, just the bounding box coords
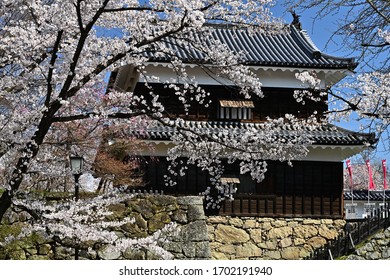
[147,25,357,69]
[128,120,375,146]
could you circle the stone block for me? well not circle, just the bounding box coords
[376,238,390,247]
[236,243,262,258]
[307,236,326,249]
[302,219,321,225]
[163,241,183,253]
[258,241,277,250]
[218,244,236,254]
[108,203,127,218]
[320,219,334,225]
[264,250,281,260]
[294,238,306,246]
[373,232,386,239]
[299,248,311,259]
[367,251,381,260]
[54,246,73,260]
[97,244,121,260]
[347,255,365,260]
[212,251,229,260]
[207,216,228,224]
[257,218,275,222]
[287,221,299,228]
[27,255,50,260]
[172,209,188,223]
[138,200,159,219]
[187,204,206,221]
[150,195,177,207]
[215,224,250,244]
[243,219,257,229]
[261,222,272,230]
[249,228,262,243]
[195,241,211,258]
[181,221,209,242]
[123,248,146,260]
[294,225,318,239]
[333,219,346,228]
[281,247,301,260]
[24,247,38,255]
[9,250,26,260]
[182,242,196,258]
[318,225,339,240]
[134,213,148,230]
[228,217,244,227]
[381,248,390,259]
[279,237,292,248]
[271,220,287,227]
[268,227,292,239]
[177,196,203,206]
[148,212,171,233]
[362,242,374,252]
[38,244,52,255]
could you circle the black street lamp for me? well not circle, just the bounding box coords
[69,156,84,201]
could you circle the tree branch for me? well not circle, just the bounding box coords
[45,30,64,107]
[365,0,390,23]
[51,111,145,123]
[361,42,390,48]
[75,0,84,32]
[58,0,111,101]
[102,6,164,13]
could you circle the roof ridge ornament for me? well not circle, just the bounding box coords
[291,10,302,31]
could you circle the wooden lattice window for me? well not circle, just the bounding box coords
[218,100,254,120]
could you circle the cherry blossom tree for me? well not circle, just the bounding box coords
[0,0,317,222]
[344,156,386,191]
[2,190,178,259]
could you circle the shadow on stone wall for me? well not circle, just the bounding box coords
[0,195,210,260]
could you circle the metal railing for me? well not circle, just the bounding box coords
[306,203,390,260]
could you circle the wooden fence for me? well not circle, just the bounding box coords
[306,204,390,260]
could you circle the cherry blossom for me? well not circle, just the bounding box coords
[0,0,313,222]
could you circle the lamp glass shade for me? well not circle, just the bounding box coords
[70,156,84,174]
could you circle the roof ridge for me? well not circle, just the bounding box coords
[290,25,357,65]
[328,123,376,138]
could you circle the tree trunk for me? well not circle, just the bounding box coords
[0,106,59,222]
[0,191,12,222]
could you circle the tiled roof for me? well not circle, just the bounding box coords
[128,120,376,146]
[148,25,358,69]
[344,190,390,201]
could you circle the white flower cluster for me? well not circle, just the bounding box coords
[378,29,390,44]
[7,191,178,259]
[162,115,314,208]
[294,71,327,105]
[0,0,301,222]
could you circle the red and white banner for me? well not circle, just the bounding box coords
[366,160,376,190]
[383,159,388,190]
[346,159,353,190]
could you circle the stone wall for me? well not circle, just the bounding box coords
[347,226,390,260]
[0,195,210,260]
[207,216,346,260]
[1,194,354,260]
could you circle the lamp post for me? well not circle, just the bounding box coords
[69,156,84,201]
